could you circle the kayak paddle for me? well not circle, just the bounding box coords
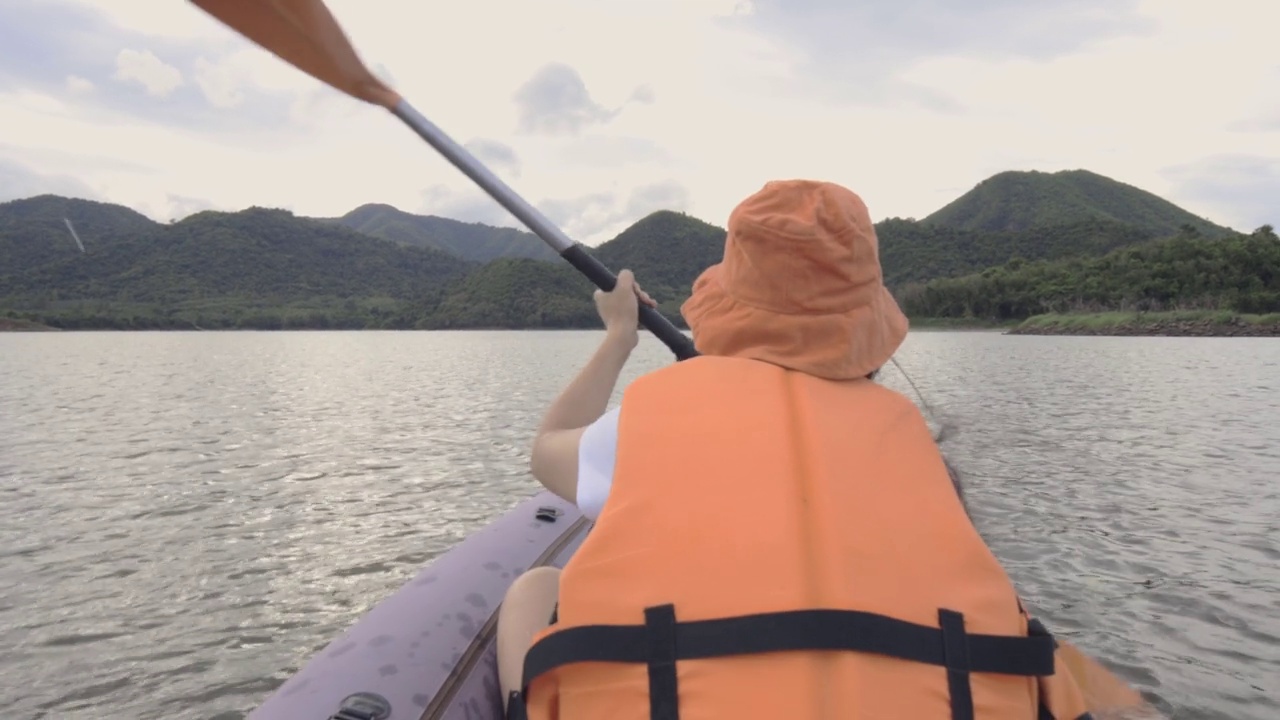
[188,0,698,361]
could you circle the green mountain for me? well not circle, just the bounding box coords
[0,194,156,236]
[897,225,1280,320]
[1,204,473,329]
[923,169,1232,237]
[410,211,729,329]
[876,217,1157,288]
[594,210,725,311]
[4,206,472,302]
[419,259,598,329]
[0,195,159,273]
[330,203,558,263]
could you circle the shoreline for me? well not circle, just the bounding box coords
[0,318,58,332]
[1008,311,1280,337]
[1,318,1005,333]
[7,312,1278,336]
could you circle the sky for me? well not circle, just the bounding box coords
[0,0,1276,246]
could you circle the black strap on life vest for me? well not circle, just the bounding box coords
[521,604,1057,720]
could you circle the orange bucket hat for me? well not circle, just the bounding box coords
[680,179,909,380]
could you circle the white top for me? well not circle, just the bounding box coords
[575,406,621,520]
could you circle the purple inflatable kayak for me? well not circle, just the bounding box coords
[250,492,590,720]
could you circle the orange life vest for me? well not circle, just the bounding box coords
[516,355,1134,720]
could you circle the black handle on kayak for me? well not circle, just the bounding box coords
[560,244,699,361]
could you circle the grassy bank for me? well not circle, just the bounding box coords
[1009,310,1280,336]
[908,317,1021,330]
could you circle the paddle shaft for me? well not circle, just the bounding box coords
[391,101,699,361]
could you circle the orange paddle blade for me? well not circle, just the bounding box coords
[190,0,399,108]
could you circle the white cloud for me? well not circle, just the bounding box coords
[0,0,1275,244]
[514,63,618,136]
[463,139,521,179]
[190,46,336,114]
[65,75,93,95]
[629,85,655,105]
[0,157,99,203]
[193,57,244,109]
[419,183,516,227]
[161,192,221,220]
[1163,155,1280,232]
[93,2,231,41]
[535,181,694,242]
[112,48,183,97]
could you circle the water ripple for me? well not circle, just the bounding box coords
[0,330,1276,719]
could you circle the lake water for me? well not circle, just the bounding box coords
[1,330,1277,720]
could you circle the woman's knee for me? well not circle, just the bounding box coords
[498,567,562,712]
[498,567,561,643]
[504,566,561,604]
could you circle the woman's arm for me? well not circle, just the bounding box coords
[529,269,655,502]
[529,331,634,502]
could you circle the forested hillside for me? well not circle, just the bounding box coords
[3,168,1266,332]
[897,225,1280,321]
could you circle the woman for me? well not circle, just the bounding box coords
[496,179,1109,720]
